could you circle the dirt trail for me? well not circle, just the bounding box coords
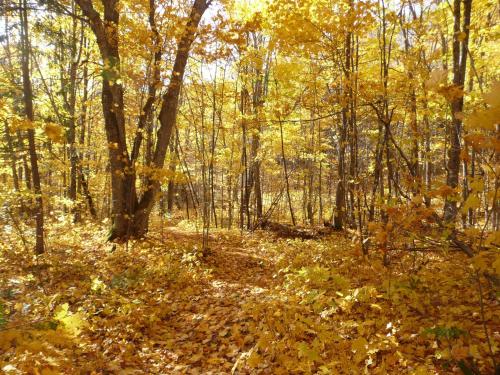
[2,224,497,374]
[143,227,280,374]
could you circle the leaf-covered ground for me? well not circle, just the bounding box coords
[0,220,498,374]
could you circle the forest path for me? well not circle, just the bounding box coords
[153,226,282,374]
[166,226,278,288]
[1,223,287,374]
[2,223,492,374]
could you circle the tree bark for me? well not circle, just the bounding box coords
[75,0,210,241]
[20,0,45,254]
[444,0,472,221]
[129,0,210,238]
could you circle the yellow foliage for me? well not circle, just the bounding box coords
[44,123,65,143]
[53,303,87,336]
[465,81,500,134]
[10,117,35,132]
[425,69,448,89]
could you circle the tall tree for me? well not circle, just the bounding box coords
[444,0,473,221]
[74,0,211,241]
[20,0,45,254]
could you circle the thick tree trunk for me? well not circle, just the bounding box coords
[64,14,81,211]
[129,0,210,238]
[254,158,263,222]
[76,0,209,241]
[334,182,344,229]
[252,67,265,224]
[369,123,384,221]
[102,72,136,240]
[422,87,433,207]
[76,0,134,239]
[75,42,98,220]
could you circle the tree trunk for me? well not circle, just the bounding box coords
[278,115,296,226]
[20,0,45,254]
[75,0,210,241]
[444,0,472,221]
[334,32,351,230]
[129,0,210,238]
[166,142,177,213]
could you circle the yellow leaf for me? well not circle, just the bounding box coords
[53,303,87,336]
[91,276,107,293]
[44,123,65,143]
[12,118,35,131]
[247,350,262,368]
[207,357,223,365]
[485,231,499,248]
[188,353,203,363]
[483,81,500,107]
[351,337,368,354]
[297,341,321,362]
[41,368,60,375]
[469,344,481,359]
[414,365,431,375]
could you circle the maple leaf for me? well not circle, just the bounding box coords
[297,341,321,362]
[44,123,65,143]
[53,303,87,337]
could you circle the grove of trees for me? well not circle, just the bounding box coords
[0,0,498,373]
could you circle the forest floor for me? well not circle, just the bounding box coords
[0,218,498,374]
